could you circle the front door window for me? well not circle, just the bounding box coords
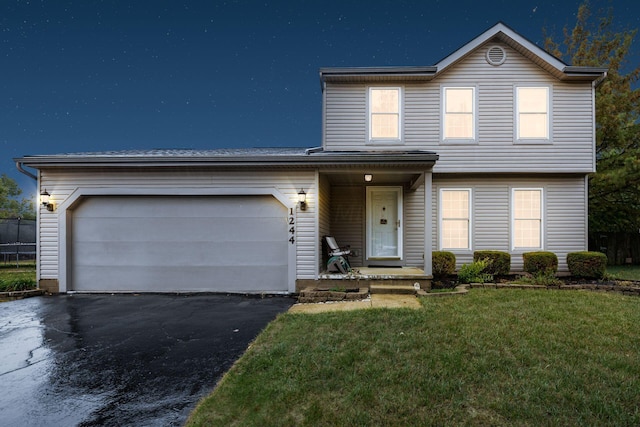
[366,187,403,259]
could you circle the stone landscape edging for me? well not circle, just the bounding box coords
[0,289,44,300]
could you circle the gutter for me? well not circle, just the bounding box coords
[15,151,439,169]
[15,161,37,180]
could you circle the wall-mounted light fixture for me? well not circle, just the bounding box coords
[298,189,307,211]
[41,189,54,211]
[364,174,373,182]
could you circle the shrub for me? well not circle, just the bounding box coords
[432,251,456,278]
[523,251,558,275]
[0,275,36,292]
[567,251,607,279]
[458,259,493,284]
[473,251,510,276]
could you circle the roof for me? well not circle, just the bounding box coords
[15,147,439,169]
[320,22,607,85]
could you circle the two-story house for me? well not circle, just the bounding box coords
[16,23,606,294]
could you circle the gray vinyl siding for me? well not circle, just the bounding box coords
[330,185,364,267]
[404,184,425,267]
[325,85,366,148]
[433,175,587,272]
[323,42,595,173]
[38,169,316,281]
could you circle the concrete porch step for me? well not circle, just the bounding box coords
[369,284,417,295]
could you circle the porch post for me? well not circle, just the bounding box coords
[424,171,433,276]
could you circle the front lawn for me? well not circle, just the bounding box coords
[187,290,640,426]
[607,264,640,281]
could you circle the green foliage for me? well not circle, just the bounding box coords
[458,259,493,284]
[0,174,35,220]
[473,250,511,276]
[0,272,36,292]
[432,251,456,278]
[544,2,640,232]
[567,251,608,278]
[523,251,559,275]
[519,272,563,286]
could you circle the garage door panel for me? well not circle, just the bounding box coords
[75,196,286,219]
[71,196,289,292]
[72,265,288,292]
[73,217,285,242]
[74,241,287,267]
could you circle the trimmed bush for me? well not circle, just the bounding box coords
[432,251,456,278]
[523,251,558,275]
[567,251,607,279]
[473,250,511,276]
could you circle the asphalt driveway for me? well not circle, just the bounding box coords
[0,294,294,426]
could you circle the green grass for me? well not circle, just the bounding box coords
[0,265,36,292]
[607,264,640,281]
[187,290,640,426]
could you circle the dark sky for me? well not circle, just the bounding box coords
[2,0,639,195]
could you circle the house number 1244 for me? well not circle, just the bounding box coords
[288,208,295,244]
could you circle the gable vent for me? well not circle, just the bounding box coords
[486,45,506,66]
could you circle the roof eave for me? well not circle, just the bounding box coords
[15,152,439,169]
[319,66,437,84]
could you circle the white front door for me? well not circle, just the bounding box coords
[366,187,403,260]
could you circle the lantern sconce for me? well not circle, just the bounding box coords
[364,174,373,182]
[41,189,54,211]
[298,189,307,211]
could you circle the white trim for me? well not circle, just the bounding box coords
[314,169,320,277]
[441,86,477,144]
[424,172,433,275]
[435,22,567,74]
[584,175,590,250]
[57,186,297,293]
[514,85,552,144]
[36,171,42,283]
[366,186,403,260]
[438,188,472,251]
[510,187,544,251]
[367,86,403,144]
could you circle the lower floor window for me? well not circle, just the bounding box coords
[440,189,471,250]
[513,188,542,249]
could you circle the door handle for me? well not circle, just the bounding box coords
[397,220,401,228]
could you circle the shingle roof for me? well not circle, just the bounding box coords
[15,146,439,169]
[35,147,309,158]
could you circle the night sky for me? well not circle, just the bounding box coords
[2,0,639,196]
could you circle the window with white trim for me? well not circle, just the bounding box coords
[512,188,543,249]
[443,87,475,140]
[369,87,401,141]
[516,87,549,140]
[440,189,471,250]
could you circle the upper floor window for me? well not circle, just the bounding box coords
[439,188,471,250]
[516,86,549,141]
[369,87,401,141]
[512,188,543,250]
[443,87,475,141]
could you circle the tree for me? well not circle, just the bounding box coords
[0,174,36,220]
[544,1,640,232]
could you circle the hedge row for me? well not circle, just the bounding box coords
[432,250,607,279]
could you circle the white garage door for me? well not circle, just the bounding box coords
[70,196,288,293]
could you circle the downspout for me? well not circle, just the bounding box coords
[15,161,38,181]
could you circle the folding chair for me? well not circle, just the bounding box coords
[324,236,352,273]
